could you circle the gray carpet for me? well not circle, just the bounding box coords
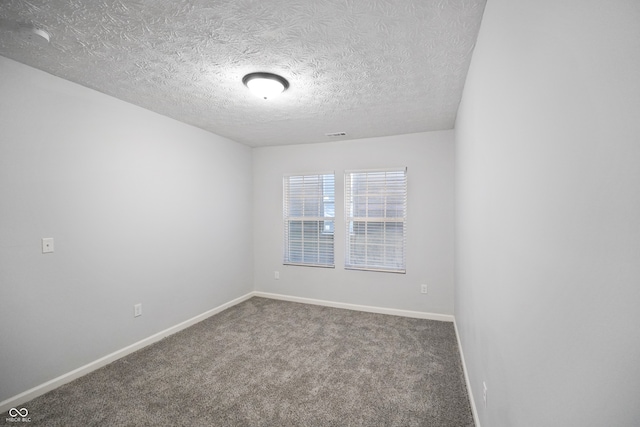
[13,297,473,426]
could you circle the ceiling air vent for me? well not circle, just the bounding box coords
[325,132,347,137]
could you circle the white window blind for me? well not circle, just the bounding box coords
[283,173,335,267]
[345,168,407,273]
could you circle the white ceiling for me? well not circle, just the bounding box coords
[0,0,486,147]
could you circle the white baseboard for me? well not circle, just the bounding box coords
[0,292,254,414]
[253,291,455,322]
[454,318,481,427]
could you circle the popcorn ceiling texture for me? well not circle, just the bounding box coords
[0,0,485,147]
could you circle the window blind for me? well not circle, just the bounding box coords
[345,168,407,273]
[283,173,335,267]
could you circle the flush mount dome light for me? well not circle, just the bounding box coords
[242,72,289,99]
[0,21,51,44]
[28,27,50,43]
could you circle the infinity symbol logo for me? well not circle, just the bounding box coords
[9,407,28,417]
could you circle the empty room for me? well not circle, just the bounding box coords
[1,0,639,426]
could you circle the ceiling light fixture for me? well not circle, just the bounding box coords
[242,72,289,100]
[0,20,51,44]
[29,27,51,43]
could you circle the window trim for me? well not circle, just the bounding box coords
[344,167,407,274]
[283,171,336,268]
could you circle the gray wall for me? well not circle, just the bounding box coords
[455,0,640,425]
[0,57,253,402]
[253,131,455,315]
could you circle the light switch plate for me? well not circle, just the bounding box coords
[42,238,54,253]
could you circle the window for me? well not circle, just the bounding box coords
[283,173,335,267]
[345,168,407,273]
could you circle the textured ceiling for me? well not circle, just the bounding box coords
[0,0,486,147]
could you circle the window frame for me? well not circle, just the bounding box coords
[344,167,407,273]
[283,172,336,268]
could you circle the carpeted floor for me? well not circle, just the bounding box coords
[12,297,474,426]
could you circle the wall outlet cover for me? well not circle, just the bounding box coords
[42,237,54,253]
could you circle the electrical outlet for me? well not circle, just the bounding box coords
[483,381,488,408]
[134,303,142,317]
[274,271,280,280]
[42,237,54,253]
[421,284,428,294]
